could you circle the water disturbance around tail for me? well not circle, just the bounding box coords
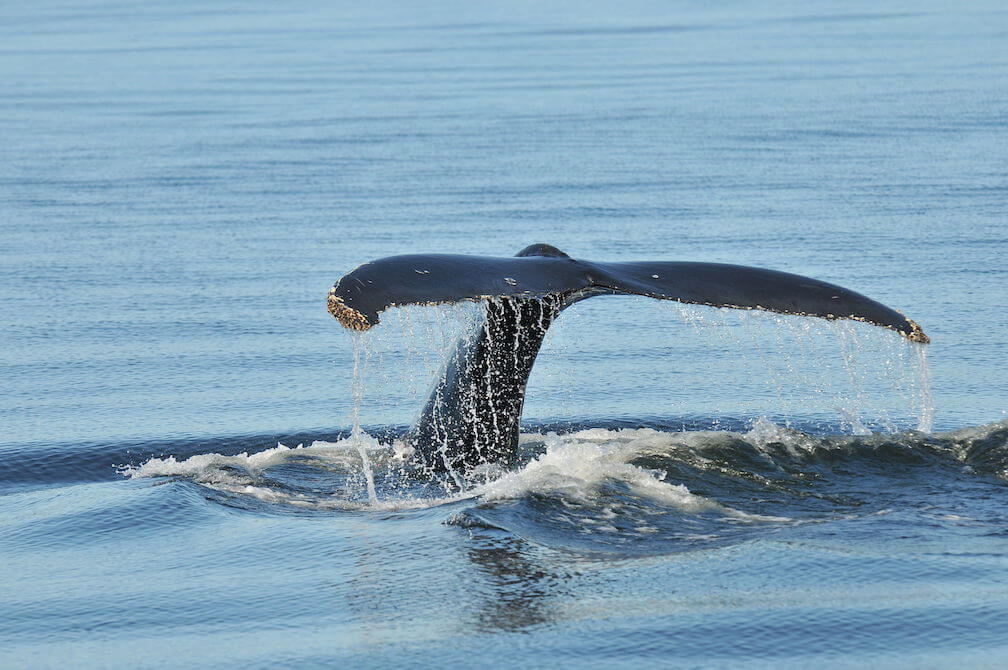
[118,298,957,528]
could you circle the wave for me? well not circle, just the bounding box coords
[5,417,1005,553]
[118,418,1008,506]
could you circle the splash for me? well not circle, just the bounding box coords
[120,417,1008,541]
[120,432,471,511]
[121,425,792,520]
[121,442,302,483]
[479,430,786,522]
[125,296,944,517]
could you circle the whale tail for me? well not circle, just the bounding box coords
[328,244,928,478]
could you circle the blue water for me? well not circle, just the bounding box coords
[2,1,1007,667]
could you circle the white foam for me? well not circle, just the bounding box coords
[744,417,822,455]
[122,432,392,479]
[121,442,303,483]
[122,431,481,511]
[481,430,786,521]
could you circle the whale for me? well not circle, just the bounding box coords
[327,244,929,481]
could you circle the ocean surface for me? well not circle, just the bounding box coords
[2,1,1007,667]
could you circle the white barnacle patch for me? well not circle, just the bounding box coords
[327,294,371,331]
[906,319,930,344]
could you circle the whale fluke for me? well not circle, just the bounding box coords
[327,244,929,478]
[328,244,928,343]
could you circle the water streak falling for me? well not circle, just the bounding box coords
[914,343,936,433]
[342,295,939,498]
[360,298,932,441]
[350,332,378,505]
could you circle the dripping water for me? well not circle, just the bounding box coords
[535,298,936,433]
[834,320,872,435]
[350,332,378,505]
[344,297,935,492]
[914,342,936,432]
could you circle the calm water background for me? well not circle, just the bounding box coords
[2,1,1006,668]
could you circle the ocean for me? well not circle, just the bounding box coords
[2,1,1006,667]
